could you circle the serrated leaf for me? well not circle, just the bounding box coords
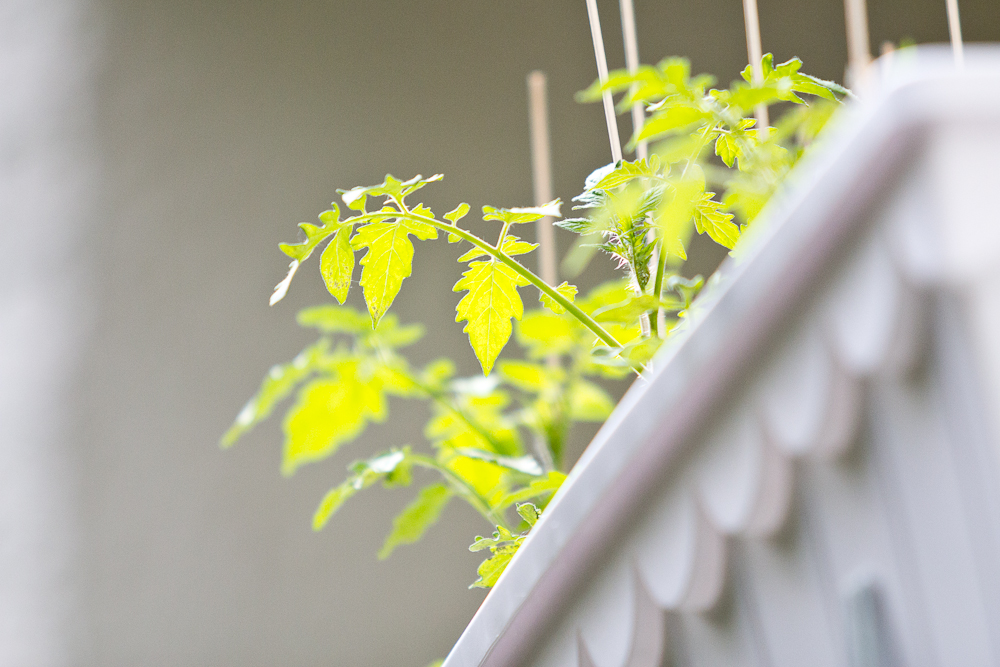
[516,502,540,527]
[446,455,506,502]
[278,205,343,264]
[221,342,326,447]
[452,448,544,476]
[319,226,355,303]
[352,220,437,327]
[539,281,577,314]
[312,448,410,530]
[468,525,515,552]
[694,195,740,249]
[458,235,537,262]
[589,157,661,191]
[378,483,452,559]
[496,470,566,510]
[715,133,738,168]
[338,174,443,212]
[470,546,518,589]
[454,261,529,375]
[481,200,562,225]
[637,103,709,142]
[282,362,387,475]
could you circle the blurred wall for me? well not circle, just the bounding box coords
[1,0,997,665]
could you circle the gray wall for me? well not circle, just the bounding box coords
[2,0,997,665]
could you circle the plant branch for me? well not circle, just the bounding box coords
[373,209,627,351]
[409,453,511,531]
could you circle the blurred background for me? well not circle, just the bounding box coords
[1,0,997,665]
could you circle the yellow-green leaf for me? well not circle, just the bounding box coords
[444,203,470,224]
[539,281,577,314]
[312,448,410,530]
[352,220,437,327]
[567,380,614,421]
[470,545,518,588]
[454,261,529,375]
[221,342,326,448]
[378,483,452,559]
[498,360,552,392]
[282,363,387,475]
[320,227,355,303]
[482,200,561,225]
[694,195,740,249]
[715,133,738,168]
[496,471,566,510]
[656,173,704,260]
[637,103,710,142]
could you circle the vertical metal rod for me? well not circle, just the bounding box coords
[742,0,770,134]
[945,0,965,69]
[844,0,872,88]
[619,0,647,161]
[585,0,623,164]
[527,71,558,288]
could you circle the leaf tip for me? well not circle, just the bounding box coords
[270,260,300,306]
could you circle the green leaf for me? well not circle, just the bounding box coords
[589,157,661,191]
[516,502,540,527]
[296,304,370,334]
[567,380,615,421]
[470,546,518,589]
[278,205,343,264]
[496,470,566,510]
[592,294,658,324]
[481,200,561,225]
[454,261,530,375]
[656,172,704,260]
[312,448,411,530]
[420,359,456,390]
[637,103,710,142]
[539,281,577,314]
[338,174,443,212]
[693,194,740,249]
[458,235,537,262]
[445,203,471,224]
[360,313,425,349]
[221,341,326,448]
[282,361,387,475]
[352,220,437,327]
[469,525,515,552]
[378,483,452,559]
[498,359,557,392]
[320,226,355,303]
[443,203,470,243]
[452,448,544,476]
[715,133,738,168]
[515,310,577,358]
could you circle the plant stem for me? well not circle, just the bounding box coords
[410,453,511,530]
[394,211,625,351]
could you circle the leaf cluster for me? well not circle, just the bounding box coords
[225,53,846,591]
